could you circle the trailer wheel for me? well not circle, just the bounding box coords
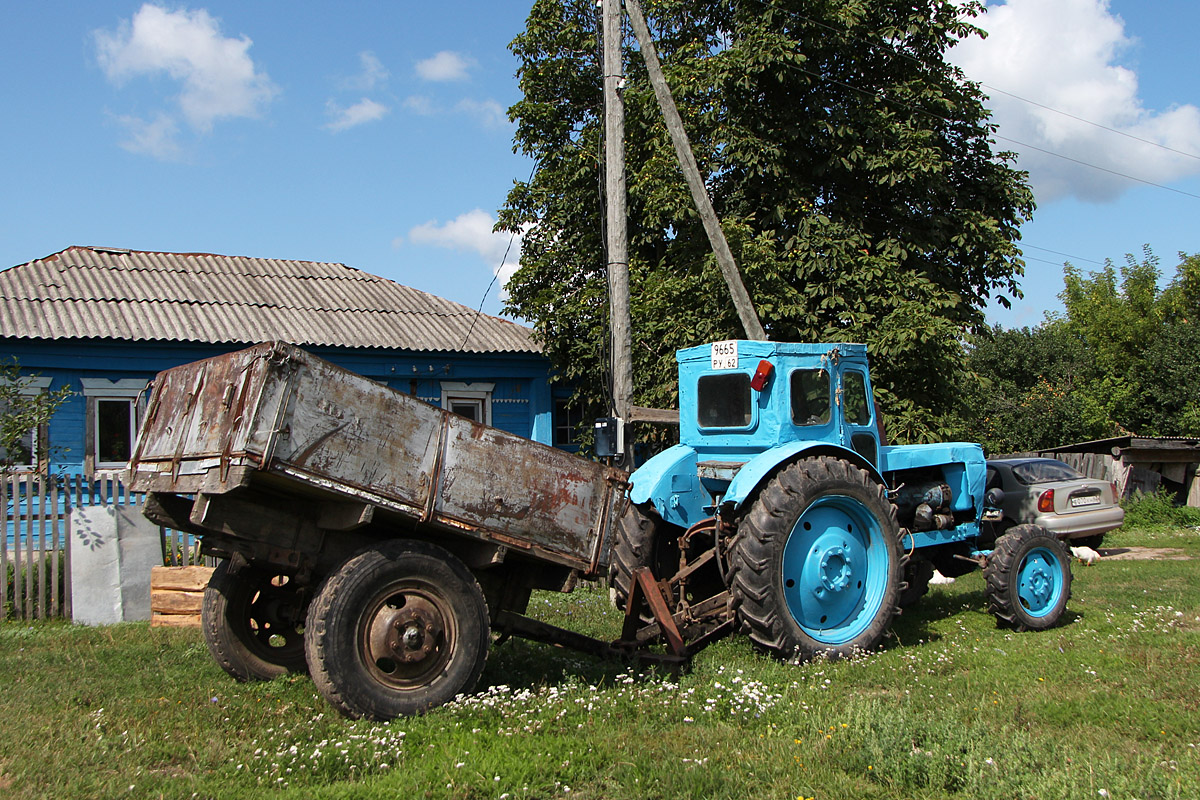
[305,540,490,720]
[202,559,308,681]
[730,456,902,660]
[984,524,1072,631]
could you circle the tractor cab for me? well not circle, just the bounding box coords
[679,340,881,467]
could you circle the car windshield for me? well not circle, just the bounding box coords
[1010,460,1083,485]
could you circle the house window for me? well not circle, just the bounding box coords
[0,419,37,470]
[440,382,494,426]
[0,376,52,471]
[95,398,137,467]
[81,379,148,472]
[553,398,582,447]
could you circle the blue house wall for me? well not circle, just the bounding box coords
[3,337,558,478]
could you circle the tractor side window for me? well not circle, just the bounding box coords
[697,373,753,428]
[790,369,830,426]
[843,370,871,426]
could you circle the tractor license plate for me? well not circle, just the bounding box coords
[711,340,739,370]
[1070,494,1101,507]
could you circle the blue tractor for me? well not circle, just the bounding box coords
[611,340,1073,660]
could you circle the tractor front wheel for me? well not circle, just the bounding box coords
[730,456,902,660]
[984,524,1072,631]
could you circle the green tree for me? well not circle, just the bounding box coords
[501,0,1034,444]
[0,359,70,474]
[961,321,1115,455]
[1059,248,1200,437]
[959,249,1200,452]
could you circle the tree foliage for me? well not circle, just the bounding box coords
[500,0,1035,444]
[961,249,1200,454]
[0,359,71,474]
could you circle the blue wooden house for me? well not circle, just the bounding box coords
[1,246,579,479]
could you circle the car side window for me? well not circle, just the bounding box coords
[986,467,1002,491]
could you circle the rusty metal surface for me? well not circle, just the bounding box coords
[130,342,628,573]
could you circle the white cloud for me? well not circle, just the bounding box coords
[456,98,509,129]
[401,96,509,131]
[325,98,389,132]
[949,0,1200,202]
[416,51,473,82]
[342,51,389,91]
[408,209,522,293]
[95,4,277,137]
[403,95,437,116]
[114,112,183,160]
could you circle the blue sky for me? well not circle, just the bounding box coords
[2,1,1198,329]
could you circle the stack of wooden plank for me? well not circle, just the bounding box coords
[150,565,213,627]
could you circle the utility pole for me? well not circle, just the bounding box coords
[625,0,767,341]
[602,0,634,462]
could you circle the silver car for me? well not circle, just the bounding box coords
[986,458,1125,548]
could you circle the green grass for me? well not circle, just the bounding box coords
[2,523,1198,800]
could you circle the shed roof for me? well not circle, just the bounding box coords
[1043,436,1200,455]
[0,246,538,354]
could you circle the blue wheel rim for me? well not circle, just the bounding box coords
[780,495,890,645]
[1017,546,1064,618]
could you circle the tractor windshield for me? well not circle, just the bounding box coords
[791,369,830,426]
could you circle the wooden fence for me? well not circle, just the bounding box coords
[2,473,203,622]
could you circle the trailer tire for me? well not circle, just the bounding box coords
[305,540,490,720]
[202,559,308,682]
[984,524,1072,631]
[729,456,902,660]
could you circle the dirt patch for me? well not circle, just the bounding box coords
[1097,547,1189,561]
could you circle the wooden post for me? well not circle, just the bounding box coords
[625,0,767,341]
[603,0,635,462]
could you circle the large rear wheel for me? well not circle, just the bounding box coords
[202,559,308,682]
[305,540,490,720]
[730,456,902,660]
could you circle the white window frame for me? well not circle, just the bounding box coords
[81,379,147,471]
[440,382,494,426]
[0,376,52,471]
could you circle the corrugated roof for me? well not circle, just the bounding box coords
[0,246,539,354]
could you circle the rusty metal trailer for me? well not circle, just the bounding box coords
[128,342,639,719]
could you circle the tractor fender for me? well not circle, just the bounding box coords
[721,441,886,513]
[628,444,711,529]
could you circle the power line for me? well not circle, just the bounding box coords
[1019,243,1106,266]
[991,133,1200,201]
[456,162,537,352]
[788,62,1200,202]
[760,1,1200,194]
[979,84,1200,163]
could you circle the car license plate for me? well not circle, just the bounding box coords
[1070,494,1101,507]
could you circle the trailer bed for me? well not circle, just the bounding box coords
[128,342,627,575]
